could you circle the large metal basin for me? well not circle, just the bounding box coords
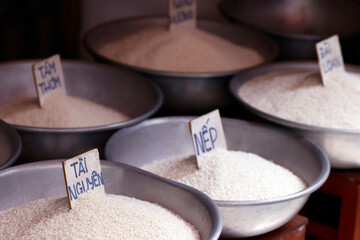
[84,16,277,113]
[230,61,360,169]
[0,120,21,169]
[105,117,329,238]
[219,0,360,63]
[0,60,162,163]
[0,160,222,240]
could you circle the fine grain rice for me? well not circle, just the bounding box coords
[99,26,264,73]
[239,70,360,129]
[0,192,200,240]
[0,95,130,128]
[143,148,306,201]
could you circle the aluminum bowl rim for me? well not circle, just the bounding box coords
[0,59,163,134]
[105,116,330,207]
[229,60,360,135]
[83,15,278,78]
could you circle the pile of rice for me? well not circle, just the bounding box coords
[0,192,200,240]
[99,26,264,73]
[143,148,306,201]
[239,70,360,129]
[0,95,130,128]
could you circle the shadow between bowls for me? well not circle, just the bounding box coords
[0,120,21,169]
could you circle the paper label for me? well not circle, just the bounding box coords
[32,54,66,107]
[189,109,227,168]
[316,35,345,86]
[169,0,196,29]
[62,149,105,209]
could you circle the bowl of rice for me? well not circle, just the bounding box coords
[0,160,222,240]
[84,16,277,113]
[0,60,162,163]
[104,117,329,238]
[0,120,21,169]
[219,0,360,62]
[230,61,360,168]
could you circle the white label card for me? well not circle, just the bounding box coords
[189,109,227,169]
[32,54,66,107]
[169,0,196,29]
[316,35,345,86]
[62,149,105,209]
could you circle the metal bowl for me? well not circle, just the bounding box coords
[105,117,329,238]
[0,60,162,163]
[84,16,278,113]
[229,61,360,169]
[0,160,222,240]
[0,120,21,169]
[219,0,360,63]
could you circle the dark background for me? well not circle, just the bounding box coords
[0,0,79,61]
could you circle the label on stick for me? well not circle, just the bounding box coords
[62,149,105,209]
[189,109,227,169]
[316,35,345,86]
[169,0,196,29]
[32,54,66,107]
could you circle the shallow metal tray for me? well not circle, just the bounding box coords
[0,60,163,162]
[0,160,222,240]
[105,117,329,238]
[84,16,278,113]
[230,61,360,168]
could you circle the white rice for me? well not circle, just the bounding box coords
[99,26,264,73]
[143,148,306,201]
[0,192,200,240]
[239,70,360,129]
[0,95,130,128]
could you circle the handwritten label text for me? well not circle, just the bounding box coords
[189,109,227,168]
[62,149,105,209]
[316,35,345,86]
[169,0,196,28]
[32,54,66,107]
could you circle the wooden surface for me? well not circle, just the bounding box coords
[303,169,360,240]
[221,215,308,240]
